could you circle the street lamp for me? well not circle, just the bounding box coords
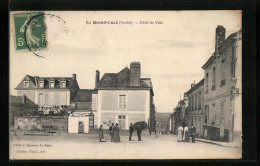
[230,77,238,142]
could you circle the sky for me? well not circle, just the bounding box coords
[10,11,241,113]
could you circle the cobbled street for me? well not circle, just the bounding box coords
[10,132,241,159]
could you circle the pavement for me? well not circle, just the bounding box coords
[10,131,242,159]
[195,138,242,149]
[171,134,242,149]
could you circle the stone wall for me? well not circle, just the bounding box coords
[15,116,68,131]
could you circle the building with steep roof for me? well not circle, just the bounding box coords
[93,62,155,130]
[170,97,188,135]
[15,74,79,108]
[202,26,242,142]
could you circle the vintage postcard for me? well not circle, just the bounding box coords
[9,11,242,160]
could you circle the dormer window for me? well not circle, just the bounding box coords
[24,81,29,88]
[60,81,66,88]
[39,81,44,88]
[50,81,54,88]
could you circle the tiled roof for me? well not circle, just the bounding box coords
[15,75,77,90]
[186,79,204,95]
[71,89,96,102]
[97,67,151,89]
[75,103,92,111]
[10,95,38,106]
[71,89,97,111]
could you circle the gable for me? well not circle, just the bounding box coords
[97,67,151,89]
[15,75,37,89]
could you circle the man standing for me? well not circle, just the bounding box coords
[191,126,196,143]
[129,123,134,141]
[137,124,142,141]
[109,123,115,142]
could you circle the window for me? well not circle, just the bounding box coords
[39,81,44,88]
[24,81,29,88]
[204,105,209,123]
[220,102,224,125]
[212,104,216,124]
[189,97,191,111]
[205,73,208,93]
[59,93,66,105]
[118,115,126,119]
[119,95,126,110]
[221,58,226,86]
[39,93,44,105]
[195,94,197,110]
[231,46,236,77]
[191,96,193,111]
[50,81,54,88]
[198,92,201,110]
[49,93,55,105]
[212,67,216,90]
[60,81,66,88]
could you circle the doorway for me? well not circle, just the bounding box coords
[118,115,126,130]
[78,121,84,133]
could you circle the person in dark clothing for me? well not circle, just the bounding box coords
[137,124,142,141]
[129,123,134,141]
[191,126,196,143]
[113,123,120,142]
[98,125,104,142]
[109,123,115,142]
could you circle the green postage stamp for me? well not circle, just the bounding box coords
[13,12,47,51]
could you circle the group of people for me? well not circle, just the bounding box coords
[98,123,142,142]
[108,123,121,142]
[177,125,196,143]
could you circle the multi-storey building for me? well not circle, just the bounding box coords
[15,74,79,112]
[170,97,188,135]
[93,62,155,130]
[186,79,204,137]
[202,26,242,142]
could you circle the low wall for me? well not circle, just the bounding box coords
[15,116,68,131]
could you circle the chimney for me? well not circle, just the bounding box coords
[191,80,196,88]
[130,62,141,86]
[72,74,76,80]
[184,93,187,98]
[215,25,226,55]
[95,70,100,88]
[142,78,151,87]
[22,95,26,104]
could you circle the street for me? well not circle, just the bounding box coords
[10,131,242,159]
